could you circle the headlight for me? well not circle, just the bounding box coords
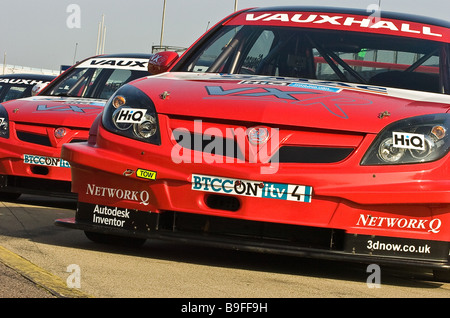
[0,104,9,139]
[361,114,450,165]
[102,85,160,145]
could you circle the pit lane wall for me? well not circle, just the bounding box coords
[1,64,59,76]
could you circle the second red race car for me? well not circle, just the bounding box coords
[57,7,450,281]
[0,53,152,200]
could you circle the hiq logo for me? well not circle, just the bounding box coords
[116,108,147,124]
[392,132,425,150]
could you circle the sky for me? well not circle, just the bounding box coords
[1,0,450,71]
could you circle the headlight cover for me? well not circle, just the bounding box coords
[102,84,160,145]
[0,104,9,139]
[361,114,450,165]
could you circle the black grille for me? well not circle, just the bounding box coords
[173,129,354,164]
[274,146,354,163]
[16,131,51,147]
[158,211,346,251]
[1,175,73,198]
[173,131,245,160]
[205,194,240,211]
[16,132,87,146]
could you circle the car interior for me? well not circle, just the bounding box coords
[180,25,445,94]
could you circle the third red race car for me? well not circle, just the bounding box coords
[57,7,450,281]
[0,53,152,200]
[0,73,55,102]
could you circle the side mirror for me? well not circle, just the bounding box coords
[148,51,179,74]
[31,82,50,96]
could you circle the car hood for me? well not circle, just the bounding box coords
[3,96,105,128]
[132,72,450,134]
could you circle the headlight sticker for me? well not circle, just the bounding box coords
[115,108,147,124]
[392,132,425,150]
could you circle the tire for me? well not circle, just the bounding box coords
[433,269,450,283]
[84,231,146,247]
[0,192,21,201]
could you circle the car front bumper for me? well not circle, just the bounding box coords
[56,121,450,269]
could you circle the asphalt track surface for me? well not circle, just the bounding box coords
[0,195,88,298]
[0,260,56,298]
[0,194,449,301]
[0,245,87,298]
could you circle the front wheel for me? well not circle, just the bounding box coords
[433,269,450,283]
[0,192,21,201]
[84,231,146,247]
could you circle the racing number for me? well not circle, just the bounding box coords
[291,185,302,201]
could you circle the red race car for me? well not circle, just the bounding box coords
[0,53,152,200]
[0,73,55,102]
[57,7,450,281]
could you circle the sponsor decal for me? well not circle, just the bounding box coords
[0,118,4,125]
[288,82,342,93]
[86,184,150,205]
[205,85,315,101]
[356,214,442,233]
[36,104,100,113]
[77,58,148,70]
[191,174,312,203]
[232,12,448,42]
[115,108,147,124]
[76,202,156,233]
[238,78,385,94]
[0,79,50,86]
[23,154,70,168]
[366,239,432,255]
[92,204,130,228]
[28,97,105,106]
[206,85,372,119]
[392,132,425,150]
[136,168,157,180]
[234,75,450,104]
[345,234,449,260]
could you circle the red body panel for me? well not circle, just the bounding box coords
[62,104,450,242]
[56,8,450,270]
[0,96,103,183]
[132,73,450,133]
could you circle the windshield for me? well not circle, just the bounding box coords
[43,66,148,99]
[179,25,447,94]
[0,84,30,102]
